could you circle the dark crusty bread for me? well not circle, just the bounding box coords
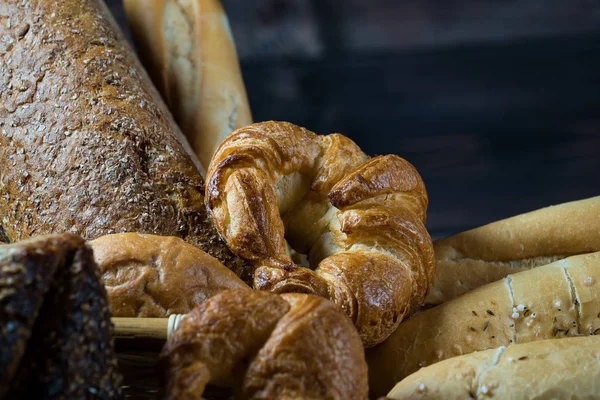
[0,0,246,278]
[0,234,122,399]
[0,236,67,398]
[90,233,248,317]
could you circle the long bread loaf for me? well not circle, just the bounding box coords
[386,336,600,399]
[427,196,600,305]
[368,251,600,397]
[124,0,252,172]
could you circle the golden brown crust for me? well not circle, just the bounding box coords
[367,251,600,398]
[205,121,434,347]
[0,0,246,278]
[89,233,248,317]
[159,289,368,399]
[124,0,253,171]
[427,196,600,305]
[387,337,600,399]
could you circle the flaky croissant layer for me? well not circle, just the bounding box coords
[159,289,368,399]
[205,121,435,347]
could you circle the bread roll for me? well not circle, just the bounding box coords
[0,0,246,278]
[124,0,252,171]
[90,233,248,317]
[367,251,600,397]
[386,336,600,399]
[159,289,368,399]
[427,196,600,305]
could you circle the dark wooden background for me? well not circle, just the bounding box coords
[106,0,600,239]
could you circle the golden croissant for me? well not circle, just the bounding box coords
[159,289,368,399]
[205,121,434,347]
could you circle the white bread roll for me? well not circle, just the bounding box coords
[368,251,600,397]
[386,336,600,399]
[427,196,600,305]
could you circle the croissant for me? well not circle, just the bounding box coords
[205,121,434,347]
[159,288,368,399]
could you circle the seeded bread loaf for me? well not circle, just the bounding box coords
[386,336,600,399]
[427,196,600,305]
[0,0,246,278]
[367,251,600,397]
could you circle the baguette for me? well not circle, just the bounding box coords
[367,251,600,397]
[427,196,600,305]
[0,0,246,278]
[386,336,600,399]
[124,0,252,172]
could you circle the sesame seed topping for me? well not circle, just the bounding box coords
[517,304,526,312]
[511,312,520,319]
[486,310,495,316]
[480,385,489,394]
[531,313,537,318]
[417,383,426,393]
[507,357,514,362]
[555,301,561,308]
[512,307,518,313]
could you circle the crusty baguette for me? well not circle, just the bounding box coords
[386,336,600,399]
[0,0,246,278]
[367,251,600,397]
[426,196,600,305]
[124,0,252,172]
[89,233,248,317]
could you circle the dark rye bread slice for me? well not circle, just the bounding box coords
[0,0,247,280]
[0,234,122,399]
[0,236,69,398]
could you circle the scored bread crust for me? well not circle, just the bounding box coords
[159,289,368,400]
[386,337,600,399]
[367,251,600,397]
[427,196,600,305]
[90,233,248,317]
[124,0,253,172]
[0,0,246,277]
[205,121,434,347]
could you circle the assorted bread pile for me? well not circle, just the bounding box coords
[0,0,598,399]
